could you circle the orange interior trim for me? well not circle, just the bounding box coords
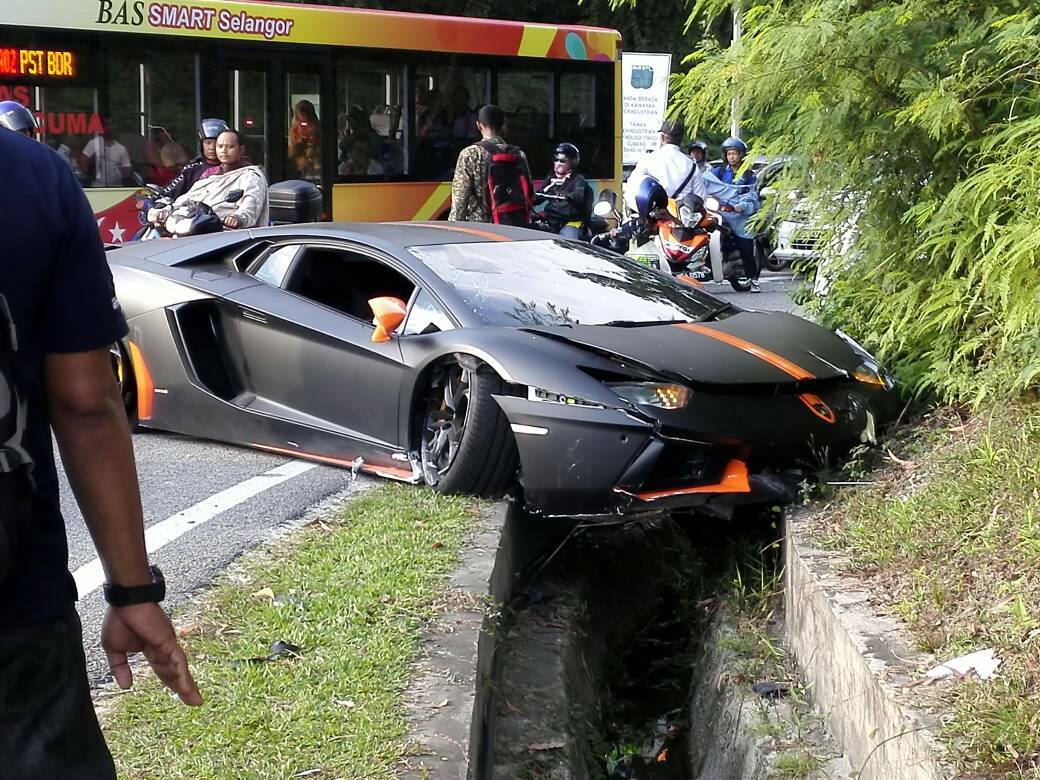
[251,443,416,480]
[126,341,154,421]
[625,458,751,501]
[674,323,815,381]
[798,393,837,424]
[417,223,513,242]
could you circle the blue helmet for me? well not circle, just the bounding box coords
[721,136,748,156]
[0,101,38,136]
[634,176,668,220]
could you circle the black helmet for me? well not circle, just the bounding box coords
[688,140,708,154]
[720,136,748,155]
[198,118,229,141]
[0,101,38,136]
[554,142,580,166]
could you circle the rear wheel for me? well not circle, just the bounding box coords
[109,342,136,418]
[419,360,518,497]
[730,276,753,292]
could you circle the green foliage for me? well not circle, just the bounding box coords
[672,0,1040,404]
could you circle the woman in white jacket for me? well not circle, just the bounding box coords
[150,129,268,229]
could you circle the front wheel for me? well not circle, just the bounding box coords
[419,360,518,497]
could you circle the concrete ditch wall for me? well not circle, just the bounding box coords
[784,510,955,779]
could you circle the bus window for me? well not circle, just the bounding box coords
[98,51,196,189]
[413,64,489,181]
[286,71,322,182]
[559,70,609,179]
[32,84,98,184]
[496,67,553,175]
[335,60,405,179]
[229,68,269,175]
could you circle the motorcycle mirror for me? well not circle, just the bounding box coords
[369,296,408,343]
[593,200,614,218]
[225,189,245,203]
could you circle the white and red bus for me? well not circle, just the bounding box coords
[2,0,621,241]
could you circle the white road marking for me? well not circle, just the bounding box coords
[72,460,317,598]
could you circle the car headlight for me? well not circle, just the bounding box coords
[608,382,691,410]
[852,360,894,390]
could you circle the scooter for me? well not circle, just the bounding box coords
[591,190,751,291]
[138,187,244,240]
[700,196,755,292]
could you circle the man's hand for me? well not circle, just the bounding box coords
[102,603,203,706]
[223,214,241,229]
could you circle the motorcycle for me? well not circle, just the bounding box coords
[137,186,244,240]
[591,190,752,291]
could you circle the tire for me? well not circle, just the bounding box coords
[762,253,790,273]
[419,360,518,498]
[110,342,136,419]
[730,276,753,292]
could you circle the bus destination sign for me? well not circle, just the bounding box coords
[0,47,77,79]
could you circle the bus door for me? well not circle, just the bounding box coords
[219,56,334,216]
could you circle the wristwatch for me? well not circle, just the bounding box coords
[103,565,166,607]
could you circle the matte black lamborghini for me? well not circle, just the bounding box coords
[107,222,897,517]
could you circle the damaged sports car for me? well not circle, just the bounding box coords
[107,222,897,517]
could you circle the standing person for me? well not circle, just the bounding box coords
[533,142,588,239]
[78,118,132,187]
[687,140,711,175]
[288,99,321,179]
[0,122,201,780]
[449,104,533,225]
[155,118,229,201]
[624,119,705,223]
[706,136,761,292]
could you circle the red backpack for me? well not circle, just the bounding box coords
[480,142,532,226]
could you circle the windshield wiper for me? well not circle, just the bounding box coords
[600,319,690,328]
[700,302,733,321]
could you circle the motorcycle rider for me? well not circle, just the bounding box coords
[625,119,705,224]
[0,101,38,137]
[705,137,761,292]
[687,140,711,175]
[153,118,229,201]
[533,142,589,239]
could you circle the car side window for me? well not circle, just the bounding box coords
[253,245,300,287]
[402,288,454,336]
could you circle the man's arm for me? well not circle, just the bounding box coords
[45,348,202,705]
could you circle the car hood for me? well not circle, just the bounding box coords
[522,311,861,386]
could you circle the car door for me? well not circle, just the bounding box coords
[224,240,415,449]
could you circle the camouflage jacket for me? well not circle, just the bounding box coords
[448,135,532,222]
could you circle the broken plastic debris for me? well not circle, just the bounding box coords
[926,647,1001,681]
[528,740,566,751]
[231,640,303,666]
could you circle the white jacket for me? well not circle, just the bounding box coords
[174,164,269,228]
[625,143,706,215]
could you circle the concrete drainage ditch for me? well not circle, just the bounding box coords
[478,508,847,780]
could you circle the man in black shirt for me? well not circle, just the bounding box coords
[0,128,201,778]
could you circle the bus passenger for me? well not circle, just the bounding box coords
[288,100,321,179]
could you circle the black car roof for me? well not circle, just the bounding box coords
[111,221,546,267]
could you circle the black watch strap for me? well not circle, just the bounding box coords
[103,565,166,607]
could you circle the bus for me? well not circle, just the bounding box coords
[2,0,621,243]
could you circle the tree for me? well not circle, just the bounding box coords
[665,0,1040,405]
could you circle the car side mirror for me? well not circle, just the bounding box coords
[225,189,244,203]
[369,296,408,342]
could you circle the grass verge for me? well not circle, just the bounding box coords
[100,484,483,780]
[809,401,1040,776]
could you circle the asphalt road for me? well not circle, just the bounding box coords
[59,432,370,685]
[63,269,799,686]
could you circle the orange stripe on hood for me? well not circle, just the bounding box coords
[415,223,512,242]
[674,323,815,381]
